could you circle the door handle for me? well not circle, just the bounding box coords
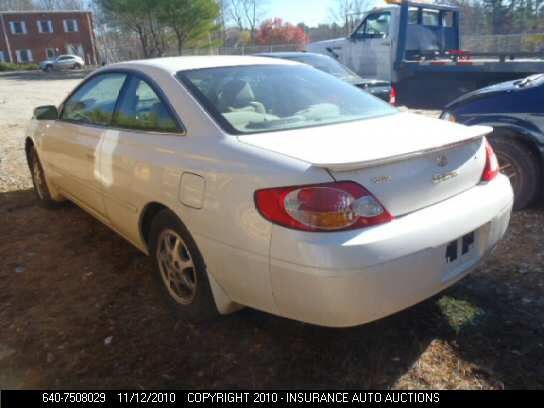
[86,153,95,160]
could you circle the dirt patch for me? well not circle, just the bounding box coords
[0,72,543,389]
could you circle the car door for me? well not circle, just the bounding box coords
[40,72,128,221]
[99,74,185,243]
[55,56,73,70]
[349,11,393,81]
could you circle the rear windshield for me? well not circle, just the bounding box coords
[177,65,396,134]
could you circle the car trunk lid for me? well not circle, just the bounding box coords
[238,112,491,216]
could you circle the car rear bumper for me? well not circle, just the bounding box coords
[269,175,513,327]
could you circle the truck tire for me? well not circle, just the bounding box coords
[149,209,218,322]
[489,136,540,210]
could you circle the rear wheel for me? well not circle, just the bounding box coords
[149,210,218,322]
[72,63,82,69]
[489,136,540,210]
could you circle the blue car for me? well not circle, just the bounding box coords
[441,74,544,210]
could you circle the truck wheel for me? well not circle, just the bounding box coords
[489,136,540,210]
[149,209,218,322]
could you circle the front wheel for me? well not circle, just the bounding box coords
[29,148,60,208]
[72,63,82,69]
[490,136,541,210]
[149,210,218,322]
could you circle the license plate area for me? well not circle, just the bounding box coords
[442,230,478,282]
[445,231,475,264]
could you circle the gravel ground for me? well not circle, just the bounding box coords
[0,71,542,389]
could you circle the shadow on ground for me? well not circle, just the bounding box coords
[0,189,542,389]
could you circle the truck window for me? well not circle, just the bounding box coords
[422,9,440,26]
[442,11,454,27]
[355,12,391,39]
[408,7,419,24]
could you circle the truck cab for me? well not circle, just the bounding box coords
[308,0,543,107]
[308,0,460,84]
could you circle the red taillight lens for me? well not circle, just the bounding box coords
[389,85,397,105]
[481,138,499,182]
[254,181,393,232]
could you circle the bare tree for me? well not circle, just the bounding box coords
[0,0,34,10]
[227,0,267,43]
[329,0,372,34]
[34,0,87,9]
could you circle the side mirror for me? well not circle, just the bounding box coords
[34,105,59,120]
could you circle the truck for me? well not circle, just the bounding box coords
[307,0,544,108]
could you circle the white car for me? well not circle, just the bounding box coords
[26,56,513,327]
[40,54,85,71]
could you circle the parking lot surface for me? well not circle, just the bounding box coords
[0,70,543,389]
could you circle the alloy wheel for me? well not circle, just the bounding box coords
[156,229,197,305]
[32,158,45,200]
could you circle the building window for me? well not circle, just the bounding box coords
[63,19,79,33]
[0,51,6,63]
[37,20,53,33]
[16,49,33,63]
[9,21,27,35]
[45,48,56,59]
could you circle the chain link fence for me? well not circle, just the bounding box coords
[98,43,301,64]
[461,33,544,53]
[97,33,544,64]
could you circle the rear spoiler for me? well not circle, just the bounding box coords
[314,133,489,172]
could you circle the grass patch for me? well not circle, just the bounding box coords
[438,296,486,334]
[0,62,39,72]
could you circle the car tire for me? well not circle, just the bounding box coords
[489,135,541,210]
[28,148,60,209]
[149,209,218,322]
[73,63,82,69]
[44,65,52,72]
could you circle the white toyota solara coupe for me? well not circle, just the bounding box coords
[25,56,513,327]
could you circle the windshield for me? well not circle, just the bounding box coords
[177,65,396,134]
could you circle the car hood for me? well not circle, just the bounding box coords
[237,112,491,171]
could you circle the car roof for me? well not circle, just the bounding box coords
[107,55,300,75]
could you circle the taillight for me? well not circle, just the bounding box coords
[389,85,397,105]
[254,181,393,232]
[481,138,499,182]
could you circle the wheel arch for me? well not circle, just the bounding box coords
[489,125,543,174]
[138,201,242,314]
[25,137,35,167]
[139,201,170,252]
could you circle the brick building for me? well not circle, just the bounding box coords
[0,10,98,65]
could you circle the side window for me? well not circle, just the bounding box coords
[62,73,127,126]
[114,77,179,133]
[363,12,391,38]
[354,12,391,39]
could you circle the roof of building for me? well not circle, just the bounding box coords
[0,10,91,15]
